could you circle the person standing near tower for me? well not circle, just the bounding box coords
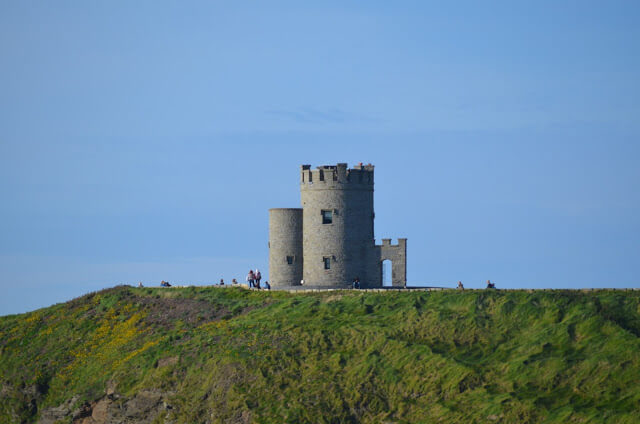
[255,269,262,289]
[247,270,255,288]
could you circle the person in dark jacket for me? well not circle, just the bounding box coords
[255,269,262,288]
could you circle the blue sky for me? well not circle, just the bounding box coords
[1,1,639,315]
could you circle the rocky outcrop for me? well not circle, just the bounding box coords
[38,390,175,424]
[38,396,80,424]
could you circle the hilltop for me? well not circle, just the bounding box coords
[1,286,639,423]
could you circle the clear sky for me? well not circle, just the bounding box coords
[1,1,639,315]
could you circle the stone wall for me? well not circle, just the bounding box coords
[376,238,407,287]
[268,208,303,287]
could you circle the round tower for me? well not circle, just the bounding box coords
[300,163,376,288]
[268,208,303,287]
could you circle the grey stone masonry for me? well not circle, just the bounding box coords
[269,208,303,287]
[301,163,376,287]
[376,238,407,287]
[269,163,407,288]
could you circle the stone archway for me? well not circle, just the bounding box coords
[376,239,407,287]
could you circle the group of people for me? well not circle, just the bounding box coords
[154,274,271,289]
[456,280,497,290]
[246,269,270,290]
[217,276,270,290]
[352,277,361,289]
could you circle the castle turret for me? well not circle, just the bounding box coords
[269,208,303,287]
[300,163,377,287]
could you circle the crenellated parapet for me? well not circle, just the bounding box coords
[300,163,374,189]
[379,238,407,247]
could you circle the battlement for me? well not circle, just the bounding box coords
[300,163,374,187]
[378,238,407,247]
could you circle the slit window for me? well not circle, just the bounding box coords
[322,210,333,224]
[323,256,331,270]
[286,256,294,265]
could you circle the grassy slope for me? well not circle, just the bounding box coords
[1,286,639,423]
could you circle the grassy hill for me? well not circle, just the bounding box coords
[1,286,639,423]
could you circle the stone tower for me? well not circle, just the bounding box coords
[300,163,376,287]
[268,208,303,286]
[269,163,407,288]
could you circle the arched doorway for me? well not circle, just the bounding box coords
[382,259,392,287]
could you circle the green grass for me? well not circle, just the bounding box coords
[1,287,639,423]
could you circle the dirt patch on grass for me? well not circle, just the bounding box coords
[64,286,264,330]
[135,296,228,329]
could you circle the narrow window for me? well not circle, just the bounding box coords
[319,170,324,181]
[286,256,294,265]
[322,210,333,224]
[333,171,337,181]
[323,256,331,270]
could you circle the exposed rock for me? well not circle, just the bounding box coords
[105,380,117,396]
[123,390,164,419]
[39,390,175,424]
[38,396,78,424]
[90,398,109,423]
[70,401,93,422]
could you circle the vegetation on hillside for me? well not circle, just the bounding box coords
[1,286,639,423]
